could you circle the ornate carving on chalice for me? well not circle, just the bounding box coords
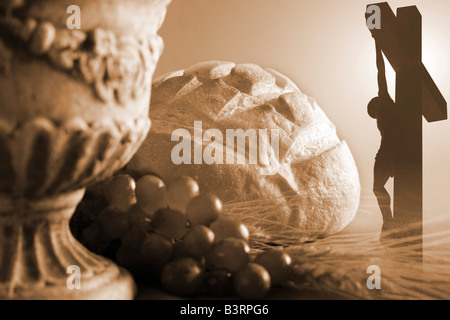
[0,0,171,299]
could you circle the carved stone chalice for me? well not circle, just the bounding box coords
[0,0,171,299]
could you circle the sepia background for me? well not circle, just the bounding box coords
[154,0,450,234]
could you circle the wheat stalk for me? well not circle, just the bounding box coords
[227,191,450,300]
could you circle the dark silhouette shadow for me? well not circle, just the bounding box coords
[366,3,447,259]
[367,40,396,229]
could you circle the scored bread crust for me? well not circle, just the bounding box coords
[128,61,360,240]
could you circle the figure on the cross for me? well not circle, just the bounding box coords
[367,39,397,229]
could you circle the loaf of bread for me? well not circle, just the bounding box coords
[128,61,360,240]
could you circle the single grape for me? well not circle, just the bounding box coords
[254,249,292,285]
[209,217,249,243]
[186,194,222,226]
[168,176,200,213]
[183,225,215,258]
[151,208,189,240]
[140,233,173,267]
[205,238,250,272]
[135,175,169,217]
[103,174,137,212]
[206,269,234,297]
[160,258,205,296]
[234,263,271,299]
[97,206,129,240]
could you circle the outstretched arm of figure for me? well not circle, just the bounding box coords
[375,41,389,98]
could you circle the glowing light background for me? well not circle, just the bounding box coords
[154,0,450,232]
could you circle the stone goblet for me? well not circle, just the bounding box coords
[0,0,171,299]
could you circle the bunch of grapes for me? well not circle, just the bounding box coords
[73,174,293,299]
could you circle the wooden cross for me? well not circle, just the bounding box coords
[366,3,447,243]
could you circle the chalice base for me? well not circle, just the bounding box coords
[0,189,136,300]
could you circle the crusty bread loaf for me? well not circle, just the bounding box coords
[128,61,360,240]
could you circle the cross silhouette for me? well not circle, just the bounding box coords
[366,3,447,245]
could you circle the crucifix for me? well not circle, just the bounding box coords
[366,3,447,245]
